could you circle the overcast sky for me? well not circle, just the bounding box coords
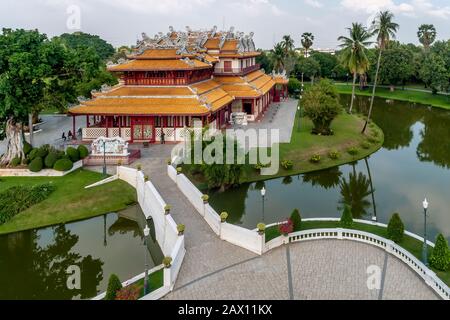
[1,0,449,50]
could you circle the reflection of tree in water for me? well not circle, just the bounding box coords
[338,172,372,219]
[302,167,342,189]
[208,183,251,225]
[282,176,293,185]
[0,225,103,300]
[341,95,422,150]
[417,110,450,169]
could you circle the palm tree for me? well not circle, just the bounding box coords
[362,11,399,133]
[339,172,372,219]
[417,24,437,49]
[301,32,314,57]
[271,42,285,73]
[281,35,295,57]
[338,23,373,113]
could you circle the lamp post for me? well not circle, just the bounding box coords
[422,198,429,266]
[143,224,150,295]
[102,139,107,176]
[261,187,266,223]
[297,95,303,132]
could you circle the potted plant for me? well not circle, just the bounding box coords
[176,167,182,175]
[220,212,228,223]
[202,194,209,204]
[144,175,149,182]
[167,158,172,165]
[177,224,185,236]
[164,205,171,215]
[257,223,266,235]
[136,164,142,171]
[163,256,173,268]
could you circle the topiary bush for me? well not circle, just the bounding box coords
[387,213,404,243]
[429,234,450,271]
[310,154,321,163]
[29,157,43,172]
[66,147,80,162]
[340,205,353,228]
[36,146,49,159]
[290,209,302,231]
[53,159,74,172]
[77,145,89,159]
[257,223,266,234]
[105,274,123,300]
[28,148,39,161]
[361,141,371,150]
[328,150,340,160]
[347,147,359,156]
[44,152,59,169]
[10,157,21,167]
[23,141,32,155]
[281,160,293,170]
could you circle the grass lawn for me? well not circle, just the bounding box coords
[185,111,383,188]
[265,220,450,287]
[0,169,137,235]
[133,268,164,298]
[335,84,450,110]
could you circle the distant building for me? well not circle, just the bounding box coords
[69,26,288,144]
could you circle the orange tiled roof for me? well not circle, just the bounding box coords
[221,84,260,98]
[128,49,183,60]
[221,40,238,51]
[204,38,220,50]
[274,77,289,85]
[217,52,261,58]
[214,76,245,84]
[100,86,193,97]
[190,80,221,95]
[250,74,273,90]
[245,70,265,82]
[108,59,210,71]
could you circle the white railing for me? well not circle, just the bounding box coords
[265,228,450,300]
[97,166,187,301]
[82,127,131,141]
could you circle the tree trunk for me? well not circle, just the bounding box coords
[349,72,357,114]
[362,50,382,134]
[28,113,34,146]
[0,118,25,166]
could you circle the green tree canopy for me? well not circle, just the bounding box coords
[378,47,414,88]
[57,32,115,60]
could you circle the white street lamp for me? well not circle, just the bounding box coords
[261,187,266,222]
[422,198,429,266]
[143,224,150,295]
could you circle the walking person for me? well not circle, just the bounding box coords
[68,130,73,140]
[161,130,165,144]
[62,132,66,142]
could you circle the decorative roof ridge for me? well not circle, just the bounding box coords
[97,95,197,99]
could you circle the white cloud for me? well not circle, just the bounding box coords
[305,0,323,8]
[227,0,284,17]
[412,0,450,19]
[96,0,216,15]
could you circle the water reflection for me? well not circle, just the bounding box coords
[0,206,163,300]
[209,96,450,242]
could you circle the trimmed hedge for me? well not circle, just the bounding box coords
[66,147,80,162]
[77,145,89,159]
[429,234,450,271]
[387,213,404,243]
[10,157,21,167]
[105,274,122,300]
[53,159,74,172]
[29,157,43,172]
[23,141,33,155]
[44,152,60,169]
[0,183,56,225]
[28,148,39,161]
[290,209,302,231]
[340,205,353,228]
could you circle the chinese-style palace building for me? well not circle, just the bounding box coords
[69,26,289,143]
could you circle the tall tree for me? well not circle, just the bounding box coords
[0,29,63,165]
[419,53,448,94]
[271,43,286,73]
[362,11,398,133]
[301,32,314,57]
[338,23,373,113]
[417,24,437,50]
[281,35,295,57]
[57,32,115,60]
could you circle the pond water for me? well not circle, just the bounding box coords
[0,205,163,300]
[209,95,450,242]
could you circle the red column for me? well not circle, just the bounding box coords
[72,116,76,140]
[105,116,109,137]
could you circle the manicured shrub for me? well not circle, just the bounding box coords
[290,209,302,231]
[201,194,209,202]
[0,183,55,225]
[163,257,172,268]
[28,148,39,161]
[257,223,266,234]
[310,154,321,163]
[328,150,340,160]
[429,234,450,271]
[115,285,140,300]
[29,157,43,172]
[53,159,74,172]
[105,274,122,300]
[281,160,293,170]
[66,147,80,162]
[77,145,89,159]
[387,213,404,243]
[367,136,379,144]
[177,224,185,235]
[279,219,294,236]
[340,205,353,228]
[347,147,359,156]
[36,146,49,159]
[23,141,32,155]
[44,152,59,169]
[10,157,21,167]
[220,212,228,223]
